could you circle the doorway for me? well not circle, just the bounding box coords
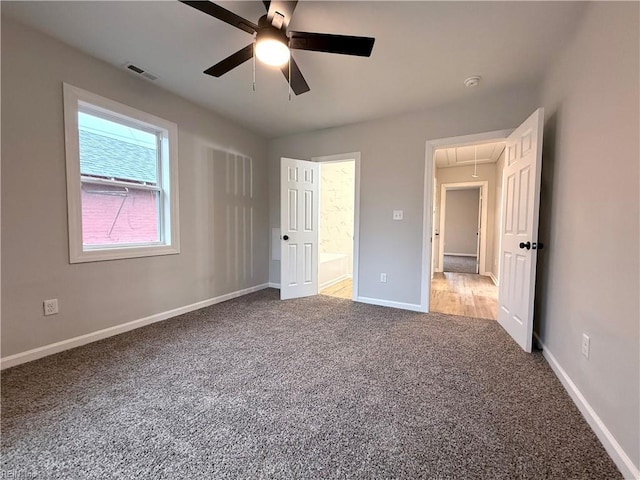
[317,159,356,299]
[438,182,488,275]
[313,152,361,301]
[421,109,544,352]
[433,180,495,320]
[443,188,480,274]
[422,131,511,320]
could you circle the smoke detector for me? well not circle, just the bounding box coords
[123,62,158,81]
[464,76,481,87]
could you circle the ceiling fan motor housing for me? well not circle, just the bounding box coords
[257,15,289,45]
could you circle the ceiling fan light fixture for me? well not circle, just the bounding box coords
[256,36,290,66]
[255,24,290,67]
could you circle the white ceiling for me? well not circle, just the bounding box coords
[435,142,505,169]
[2,1,586,138]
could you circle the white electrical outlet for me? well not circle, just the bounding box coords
[44,299,59,316]
[380,273,387,283]
[393,210,403,220]
[581,333,590,359]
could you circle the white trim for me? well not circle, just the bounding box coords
[63,83,180,263]
[421,129,513,313]
[0,283,270,370]
[268,282,281,289]
[489,273,499,286]
[312,152,361,301]
[444,252,477,257]
[356,296,424,313]
[439,181,489,275]
[320,273,352,290]
[536,335,639,480]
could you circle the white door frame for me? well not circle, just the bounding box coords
[311,152,361,301]
[420,129,512,312]
[438,182,488,274]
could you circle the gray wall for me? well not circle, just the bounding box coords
[1,18,269,357]
[268,83,540,305]
[538,2,639,471]
[443,189,479,256]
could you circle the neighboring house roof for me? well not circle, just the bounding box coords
[79,129,157,184]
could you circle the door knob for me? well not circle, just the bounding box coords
[519,241,531,250]
[532,242,544,250]
[282,235,289,241]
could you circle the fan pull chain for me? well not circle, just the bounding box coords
[288,58,292,101]
[252,38,256,92]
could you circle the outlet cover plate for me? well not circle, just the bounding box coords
[44,299,59,316]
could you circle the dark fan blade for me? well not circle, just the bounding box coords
[204,44,254,77]
[267,1,298,29]
[262,0,270,11]
[281,55,310,95]
[289,31,375,57]
[180,1,257,34]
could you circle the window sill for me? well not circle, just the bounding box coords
[70,244,180,264]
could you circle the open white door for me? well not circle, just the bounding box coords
[476,190,482,274]
[497,108,544,352]
[280,157,319,300]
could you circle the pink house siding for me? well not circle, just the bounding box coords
[81,185,159,245]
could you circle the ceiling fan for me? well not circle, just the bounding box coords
[180,0,376,95]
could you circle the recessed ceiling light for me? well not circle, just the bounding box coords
[464,76,481,87]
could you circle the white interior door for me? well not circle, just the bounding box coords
[497,108,544,352]
[431,178,438,276]
[280,157,319,300]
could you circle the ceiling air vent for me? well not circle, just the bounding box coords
[124,62,158,81]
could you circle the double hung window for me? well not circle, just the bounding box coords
[63,84,179,262]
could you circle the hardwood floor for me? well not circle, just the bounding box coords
[430,272,498,320]
[320,278,353,299]
[320,275,497,321]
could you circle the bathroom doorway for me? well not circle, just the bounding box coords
[317,158,356,300]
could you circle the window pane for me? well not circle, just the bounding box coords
[78,111,158,185]
[81,183,160,245]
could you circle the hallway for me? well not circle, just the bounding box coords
[430,273,498,320]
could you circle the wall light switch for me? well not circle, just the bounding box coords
[581,333,590,359]
[393,210,403,220]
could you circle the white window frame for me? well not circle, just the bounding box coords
[63,83,180,263]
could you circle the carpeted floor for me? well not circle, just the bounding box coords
[443,254,477,273]
[1,289,621,479]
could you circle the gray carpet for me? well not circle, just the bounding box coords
[1,289,621,479]
[443,255,477,273]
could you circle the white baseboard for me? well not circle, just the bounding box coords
[356,296,425,313]
[268,282,281,289]
[489,273,499,286]
[444,252,476,257]
[536,334,639,480]
[1,283,270,370]
[320,274,352,290]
